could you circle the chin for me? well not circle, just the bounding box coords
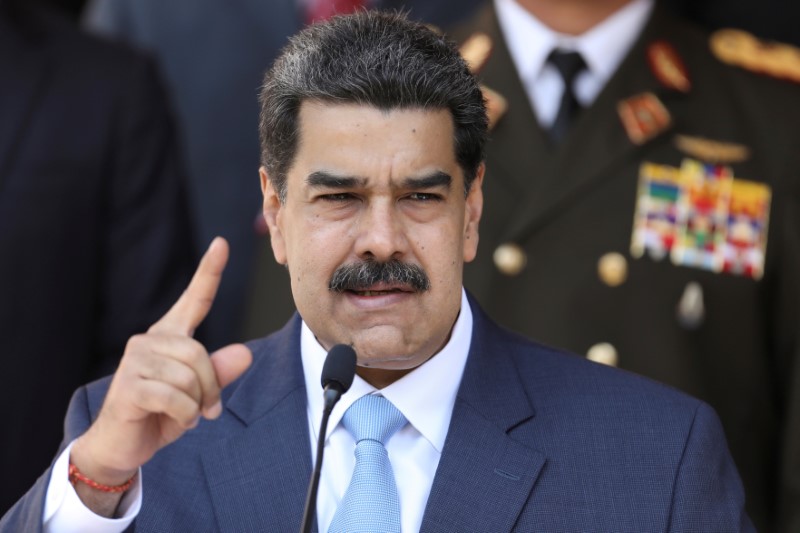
[356,354,425,371]
[352,338,419,367]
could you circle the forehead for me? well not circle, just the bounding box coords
[288,101,460,186]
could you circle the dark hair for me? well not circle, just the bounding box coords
[259,10,487,202]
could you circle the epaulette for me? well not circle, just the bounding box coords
[647,41,691,92]
[480,85,508,131]
[459,32,493,74]
[458,32,507,130]
[711,29,800,83]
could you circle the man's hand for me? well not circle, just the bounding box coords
[70,237,252,515]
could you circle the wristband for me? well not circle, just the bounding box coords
[68,463,136,494]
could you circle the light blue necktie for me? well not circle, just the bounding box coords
[328,395,408,533]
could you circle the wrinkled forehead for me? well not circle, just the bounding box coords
[286,101,462,186]
[294,99,456,137]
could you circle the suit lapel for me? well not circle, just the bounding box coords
[420,300,546,532]
[201,316,315,532]
[0,20,50,194]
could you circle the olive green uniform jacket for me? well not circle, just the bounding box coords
[451,4,800,532]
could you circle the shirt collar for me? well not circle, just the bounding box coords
[302,289,473,453]
[495,0,654,87]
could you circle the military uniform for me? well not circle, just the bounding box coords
[451,4,800,532]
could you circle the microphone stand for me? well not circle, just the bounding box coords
[300,344,355,533]
[300,388,340,533]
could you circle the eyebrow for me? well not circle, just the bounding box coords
[402,171,452,190]
[306,171,366,189]
[305,170,452,190]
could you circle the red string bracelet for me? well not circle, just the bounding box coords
[68,463,136,494]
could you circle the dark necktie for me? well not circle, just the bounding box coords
[547,49,587,144]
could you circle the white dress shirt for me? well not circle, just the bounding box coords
[303,289,472,533]
[42,289,473,532]
[494,0,654,127]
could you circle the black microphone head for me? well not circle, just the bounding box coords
[321,344,357,393]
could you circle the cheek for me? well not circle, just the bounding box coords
[420,225,465,282]
[286,223,349,283]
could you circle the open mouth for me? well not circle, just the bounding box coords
[349,288,411,296]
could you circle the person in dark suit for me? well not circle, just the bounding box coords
[0,0,194,515]
[449,1,800,531]
[2,11,751,531]
[82,0,487,351]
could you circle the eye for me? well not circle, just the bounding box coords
[406,192,443,202]
[319,192,356,202]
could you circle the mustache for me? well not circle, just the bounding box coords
[329,260,431,293]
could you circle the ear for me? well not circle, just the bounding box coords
[260,166,287,265]
[463,163,484,263]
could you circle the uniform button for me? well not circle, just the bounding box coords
[676,281,705,329]
[586,342,619,367]
[597,252,628,287]
[493,243,527,276]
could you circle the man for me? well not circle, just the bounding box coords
[450,1,800,530]
[0,0,194,514]
[82,0,486,350]
[2,11,751,532]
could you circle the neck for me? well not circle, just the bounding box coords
[356,366,415,389]
[514,0,636,35]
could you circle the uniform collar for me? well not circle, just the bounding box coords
[495,0,654,90]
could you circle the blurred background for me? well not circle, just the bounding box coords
[3,1,799,531]
[33,0,800,45]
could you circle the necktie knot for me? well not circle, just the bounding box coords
[342,394,407,445]
[548,49,587,87]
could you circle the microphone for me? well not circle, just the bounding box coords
[300,344,357,533]
[320,344,357,412]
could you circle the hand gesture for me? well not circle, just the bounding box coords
[70,238,252,504]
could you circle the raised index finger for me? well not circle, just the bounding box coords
[150,237,229,336]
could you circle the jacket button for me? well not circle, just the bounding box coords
[493,243,527,276]
[677,281,705,329]
[598,252,628,287]
[586,343,619,367]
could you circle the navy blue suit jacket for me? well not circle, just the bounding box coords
[1,298,753,531]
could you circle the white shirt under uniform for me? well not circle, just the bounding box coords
[43,289,473,533]
[494,0,654,128]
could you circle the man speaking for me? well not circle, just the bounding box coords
[2,11,752,532]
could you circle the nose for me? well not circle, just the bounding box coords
[354,199,409,262]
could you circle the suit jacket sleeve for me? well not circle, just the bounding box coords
[0,384,101,532]
[668,402,755,532]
